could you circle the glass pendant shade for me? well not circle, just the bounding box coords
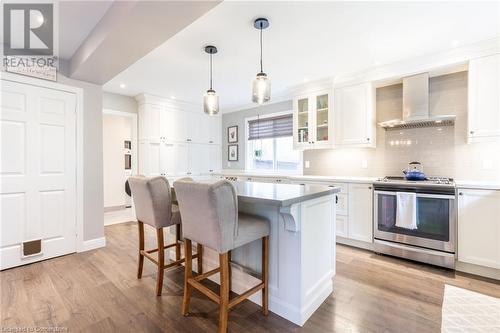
[252,72,271,104]
[203,89,219,115]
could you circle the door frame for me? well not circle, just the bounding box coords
[102,108,138,176]
[1,72,85,252]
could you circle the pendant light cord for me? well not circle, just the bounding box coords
[259,24,263,73]
[209,52,213,90]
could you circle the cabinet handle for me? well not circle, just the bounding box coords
[367,138,370,141]
[368,186,372,189]
[459,192,463,196]
[469,131,474,135]
[335,195,338,204]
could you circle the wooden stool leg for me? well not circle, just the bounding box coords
[219,253,230,333]
[156,228,165,296]
[175,224,181,262]
[137,222,145,279]
[228,251,232,292]
[197,243,203,274]
[182,239,193,316]
[261,236,269,316]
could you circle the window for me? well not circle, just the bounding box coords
[246,113,302,173]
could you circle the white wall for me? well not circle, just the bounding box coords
[103,92,138,114]
[57,62,104,241]
[103,114,132,208]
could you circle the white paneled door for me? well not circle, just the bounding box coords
[1,80,77,270]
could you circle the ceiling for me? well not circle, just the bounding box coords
[59,1,113,60]
[103,1,500,112]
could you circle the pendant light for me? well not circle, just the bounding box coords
[203,45,219,115]
[252,18,271,104]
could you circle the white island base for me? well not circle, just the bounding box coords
[199,186,337,326]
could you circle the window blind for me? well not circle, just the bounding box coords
[248,114,293,140]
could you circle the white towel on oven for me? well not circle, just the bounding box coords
[395,192,417,230]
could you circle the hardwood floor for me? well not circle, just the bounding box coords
[2,222,499,332]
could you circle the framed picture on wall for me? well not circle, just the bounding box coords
[227,126,238,143]
[228,144,239,161]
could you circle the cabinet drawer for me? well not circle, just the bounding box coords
[336,193,348,215]
[336,215,348,238]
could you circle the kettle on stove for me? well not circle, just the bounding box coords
[402,161,427,181]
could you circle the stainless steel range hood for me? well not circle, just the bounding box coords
[378,73,456,130]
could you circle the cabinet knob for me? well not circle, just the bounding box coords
[459,192,463,196]
[368,186,372,189]
[469,131,474,135]
[367,138,370,141]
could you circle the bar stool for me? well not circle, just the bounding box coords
[174,179,270,333]
[128,176,202,296]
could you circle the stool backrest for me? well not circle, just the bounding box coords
[128,176,173,228]
[174,180,238,253]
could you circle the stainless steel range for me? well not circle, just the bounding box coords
[373,176,456,268]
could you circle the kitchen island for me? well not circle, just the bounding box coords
[199,181,340,326]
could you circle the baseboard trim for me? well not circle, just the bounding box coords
[337,236,373,250]
[456,261,500,281]
[79,237,106,252]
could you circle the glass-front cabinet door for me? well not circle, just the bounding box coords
[293,95,311,149]
[293,90,332,150]
[315,93,330,145]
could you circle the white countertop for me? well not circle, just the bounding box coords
[455,180,500,190]
[233,181,340,207]
[213,170,378,184]
[214,170,500,190]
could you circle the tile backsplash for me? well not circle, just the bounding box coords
[304,71,500,181]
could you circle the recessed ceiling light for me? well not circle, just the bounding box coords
[170,96,176,99]
[303,77,309,82]
[452,40,459,47]
[119,83,126,89]
[374,61,381,66]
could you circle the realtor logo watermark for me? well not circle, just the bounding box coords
[3,3,57,81]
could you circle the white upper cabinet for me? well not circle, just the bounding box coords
[208,115,221,144]
[334,82,376,147]
[293,89,333,150]
[136,94,222,176]
[468,54,500,141]
[458,189,500,269]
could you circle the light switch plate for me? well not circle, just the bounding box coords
[304,160,310,168]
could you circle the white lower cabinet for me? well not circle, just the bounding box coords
[458,189,500,269]
[335,215,348,238]
[347,183,373,243]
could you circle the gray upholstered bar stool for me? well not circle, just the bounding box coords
[128,176,202,296]
[174,179,270,333]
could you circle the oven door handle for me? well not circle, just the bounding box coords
[374,190,455,200]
